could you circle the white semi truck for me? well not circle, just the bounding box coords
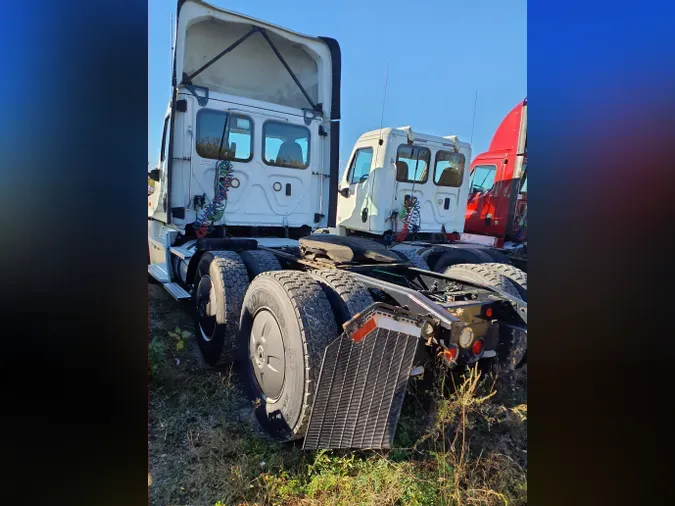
[148,0,527,449]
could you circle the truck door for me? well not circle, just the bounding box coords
[336,146,375,232]
[148,108,171,223]
[465,163,499,234]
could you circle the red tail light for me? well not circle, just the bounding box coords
[471,339,484,356]
[443,346,459,362]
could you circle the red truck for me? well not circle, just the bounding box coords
[463,98,527,267]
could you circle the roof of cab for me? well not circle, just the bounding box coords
[183,0,325,42]
[356,127,471,149]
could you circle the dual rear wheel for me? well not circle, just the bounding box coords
[192,249,373,441]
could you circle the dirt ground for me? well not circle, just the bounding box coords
[149,282,527,506]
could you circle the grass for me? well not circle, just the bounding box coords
[149,284,527,506]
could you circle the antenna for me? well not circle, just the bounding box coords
[470,89,478,145]
[357,64,389,215]
[377,62,390,142]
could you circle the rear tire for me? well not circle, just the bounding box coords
[443,263,520,297]
[392,249,430,270]
[481,263,528,369]
[432,247,494,272]
[239,249,282,280]
[482,263,527,291]
[193,251,249,366]
[483,249,511,265]
[309,269,374,328]
[443,263,526,375]
[240,271,338,441]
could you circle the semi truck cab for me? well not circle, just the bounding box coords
[148,0,340,238]
[336,127,472,240]
[464,98,527,247]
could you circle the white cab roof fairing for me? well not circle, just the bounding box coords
[173,0,340,119]
[356,127,471,151]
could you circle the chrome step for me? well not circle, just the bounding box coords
[170,246,193,260]
[163,282,191,300]
[148,263,170,283]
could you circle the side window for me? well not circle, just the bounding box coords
[348,148,374,184]
[395,144,431,183]
[263,121,310,169]
[160,116,170,162]
[470,165,497,193]
[196,110,253,162]
[434,150,466,187]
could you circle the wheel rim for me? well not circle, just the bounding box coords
[196,275,216,342]
[249,309,286,401]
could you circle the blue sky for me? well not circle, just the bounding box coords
[148,0,526,168]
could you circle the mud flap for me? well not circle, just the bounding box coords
[303,307,421,450]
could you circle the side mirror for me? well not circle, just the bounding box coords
[149,168,161,182]
[339,187,350,198]
[359,174,369,183]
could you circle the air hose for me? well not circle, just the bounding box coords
[395,195,421,242]
[193,159,234,238]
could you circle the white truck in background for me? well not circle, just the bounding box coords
[336,127,471,241]
[324,126,517,274]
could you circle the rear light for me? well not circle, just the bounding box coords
[443,346,459,363]
[485,308,493,318]
[471,339,484,356]
[459,327,474,348]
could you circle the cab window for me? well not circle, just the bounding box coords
[263,121,310,169]
[196,110,253,162]
[395,144,431,183]
[348,148,374,183]
[160,116,170,162]
[434,150,465,187]
[470,165,497,193]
